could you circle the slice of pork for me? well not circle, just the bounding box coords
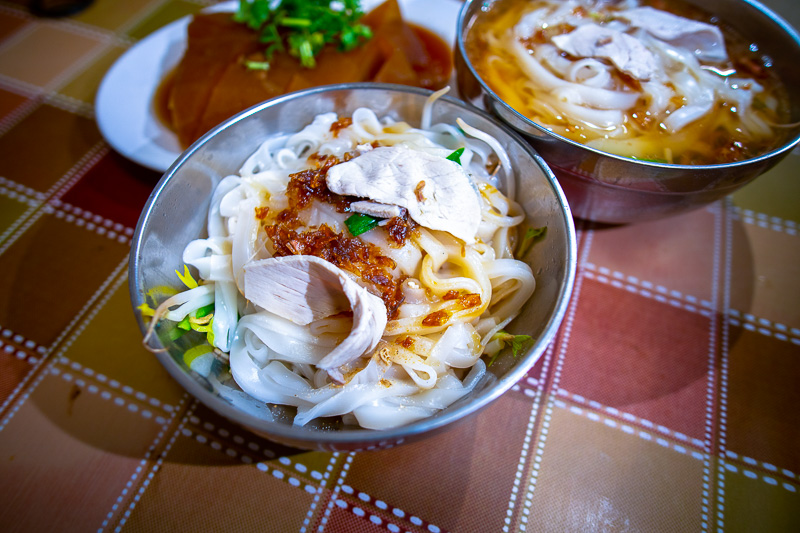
[243,255,387,383]
[617,7,727,62]
[326,145,481,243]
[552,23,658,81]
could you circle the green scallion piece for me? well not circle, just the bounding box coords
[244,60,271,70]
[516,226,547,258]
[446,147,465,165]
[345,213,380,236]
[195,303,215,319]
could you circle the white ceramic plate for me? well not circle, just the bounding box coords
[95,0,463,172]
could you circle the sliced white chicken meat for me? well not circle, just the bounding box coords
[243,255,387,383]
[617,7,728,62]
[326,145,481,243]
[552,23,658,81]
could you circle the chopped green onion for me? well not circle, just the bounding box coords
[234,0,372,69]
[516,226,547,258]
[345,213,380,236]
[244,60,271,70]
[279,16,311,28]
[167,327,187,341]
[446,147,465,165]
[195,303,214,319]
[487,331,535,366]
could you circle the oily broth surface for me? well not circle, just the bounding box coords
[465,0,792,165]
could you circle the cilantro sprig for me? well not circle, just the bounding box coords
[234,0,373,69]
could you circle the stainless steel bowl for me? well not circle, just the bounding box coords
[129,83,577,451]
[456,0,800,224]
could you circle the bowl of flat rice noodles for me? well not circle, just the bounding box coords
[129,83,576,451]
[456,0,800,223]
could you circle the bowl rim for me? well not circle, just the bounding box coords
[456,0,800,172]
[129,82,578,447]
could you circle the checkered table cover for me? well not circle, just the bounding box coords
[1,0,798,531]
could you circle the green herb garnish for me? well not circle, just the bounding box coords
[244,60,271,70]
[345,212,380,236]
[234,0,373,69]
[446,147,465,165]
[516,226,547,258]
[487,331,535,366]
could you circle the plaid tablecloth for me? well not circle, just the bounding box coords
[1,0,798,531]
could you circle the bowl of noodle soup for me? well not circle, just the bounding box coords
[130,83,576,451]
[456,0,800,223]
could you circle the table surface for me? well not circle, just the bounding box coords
[1,0,798,531]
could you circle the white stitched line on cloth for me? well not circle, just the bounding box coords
[553,387,706,449]
[0,339,40,364]
[0,95,39,136]
[43,257,129,363]
[0,352,55,432]
[185,415,393,505]
[0,327,50,418]
[98,393,189,533]
[318,453,355,532]
[705,197,724,532]
[49,366,169,424]
[583,264,800,345]
[0,16,36,56]
[555,399,799,503]
[730,207,798,236]
[0,327,46,356]
[0,4,134,48]
[724,450,800,483]
[110,401,199,532]
[45,143,108,198]
[0,262,126,430]
[187,415,276,459]
[721,461,798,493]
[518,224,593,531]
[0,142,107,258]
[0,176,44,201]
[337,485,442,533]
[583,263,713,313]
[727,309,800,346]
[0,176,43,248]
[57,357,173,414]
[300,453,339,533]
[45,199,133,245]
[46,92,94,119]
[174,426,319,495]
[503,341,555,532]
[552,398,706,460]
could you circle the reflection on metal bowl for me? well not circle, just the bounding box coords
[129,83,577,451]
[455,0,800,224]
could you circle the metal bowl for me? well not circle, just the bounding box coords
[129,83,577,451]
[455,0,800,224]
